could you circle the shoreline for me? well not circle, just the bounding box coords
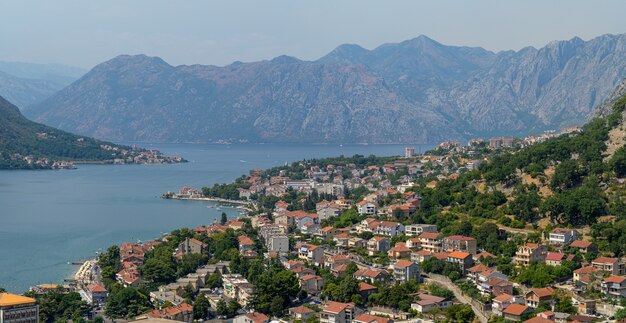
[164,195,253,207]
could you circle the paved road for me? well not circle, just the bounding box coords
[425,275,489,323]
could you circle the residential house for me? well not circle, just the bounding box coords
[410,250,433,264]
[238,235,255,254]
[387,243,411,259]
[405,237,421,249]
[149,291,185,307]
[418,232,442,253]
[302,222,321,235]
[177,238,207,258]
[320,301,360,323]
[573,266,600,289]
[548,228,578,246]
[525,288,554,308]
[545,253,566,266]
[405,224,437,236]
[514,244,547,266]
[446,251,474,274]
[353,269,389,284]
[358,282,378,301]
[466,264,490,284]
[592,257,625,275]
[326,255,351,270]
[144,303,193,322]
[348,237,366,249]
[317,202,342,220]
[333,233,351,249]
[393,260,420,283]
[443,235,477,254]
[85,283,107,305]
[357,201,378,215]
[374,221,405,237]
[353,313,393,323]
[478,277,514,297]
[222,274,254,306]
[318,226,339,240]
[492,294,522,316]
[300,274,325,294]
[292,266,316,278]
[502,304,532,321]
[569,240,598,254]
[266,235,289,254]
[234,312,270,323]
[601,275,626,299]
[410,293,452,314]
[298,243,324,264]
[367,237,390,256]
[290,306,316,321]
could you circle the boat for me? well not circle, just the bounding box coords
[216,207,222,211]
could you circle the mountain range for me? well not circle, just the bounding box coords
[0,61,86,109]
[26,33,626,144]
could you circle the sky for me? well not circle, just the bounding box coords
[1,0,626,69]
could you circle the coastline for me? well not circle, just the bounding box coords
[73,259,98,283]
[164,195,253,207]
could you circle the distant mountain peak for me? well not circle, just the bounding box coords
[270,55,301,64]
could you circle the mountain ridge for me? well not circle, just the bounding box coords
[28,33,626,144]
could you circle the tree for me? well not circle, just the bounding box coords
[193,295,210,320]
[205,273,223,288]
[93,316,104,323]
[270,295,286,317]
[249,265,302,315]
[215,299,228,317]
[220,212,228,225]
[105,286,151,319]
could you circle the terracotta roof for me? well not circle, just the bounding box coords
[570,240,594,248]
[238,235,254,246]
[301,274,322,281]
[433,252,450,260]
[87,283,107,293]
[394,260,415,268]
[290,305,315,314]
[0,293,36,306]
[418,232,440,239]
[353,313,393,323]
[358,282,378,292]
[447,251,471,259]
[574,266,599,274]
[493,293,514,302]
[545,252,565,261]
[503,304,530,316]
[529,287,554,298]
[323,301,353,314]
[245,312,269,323]
[413,249,432,256]
[468,264,490,273]
[414,292,447,305]
[604,275,626,283]
[593,256,618,264]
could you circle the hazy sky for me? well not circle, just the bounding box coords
[1,0,626,69]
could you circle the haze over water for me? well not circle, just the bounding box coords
[0,143,429,292]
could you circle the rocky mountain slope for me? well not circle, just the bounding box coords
[28,34,626,144]
[0,61,85,109]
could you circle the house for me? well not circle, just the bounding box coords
[387,243,411,259]
[545,252,566,266]
[523,316,555,323]
[466,264,490,284]
[348,237,366,249]
[238,235,255,253]
[353,313,393,323]
[492,294,522,316]
[410,250,433,264]
[116,268,141,287]
[318,226,339,239]
[300,274,325,294]
[367,237,390,256]
[525,287,554,308]
[405,224,437,236]
[234,312,270,323]
[266,235,289,254]
[326,255,351,270]
[592,256,625,275]
[222,274,254,306]
[177,238,207,257]
[334,233,351,249]
[357,201,378,215]
[514,244,547,266]
[85,283,107,305]
[149,291,185,307]
[374,221,405,237]
[144,302,193,322]
[274,200,290,213]
[548,228,578,246]
[393,260,420,283]
[573,266,600,285]
[446,251,474,274]
[502,304,532,321]
[443,235,477,254]
[405,237,421,249]
[478,277,514,297]
[358,282,378,300]
[320,301,360,323]
[302,222,321,235]
[601,275,626,299]
[410,292,452,314]
[418,232,442,253]
[0,293,39,323]
[569,240,598,254]
[298,243,325,264]
[317,202,342,220]
[292,266,316,278]
[290,306,316,321]
[353,269,389,284]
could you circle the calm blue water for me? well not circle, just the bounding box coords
[0,143,430,292]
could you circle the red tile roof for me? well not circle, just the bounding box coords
[604,275,626,283]
[503,304,530,316]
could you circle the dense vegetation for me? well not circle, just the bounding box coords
[0,95,135,169]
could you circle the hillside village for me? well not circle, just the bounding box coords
[7,96,626,323]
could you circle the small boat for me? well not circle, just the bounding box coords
[216,207,222,211]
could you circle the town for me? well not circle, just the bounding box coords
[4,128,626,323]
